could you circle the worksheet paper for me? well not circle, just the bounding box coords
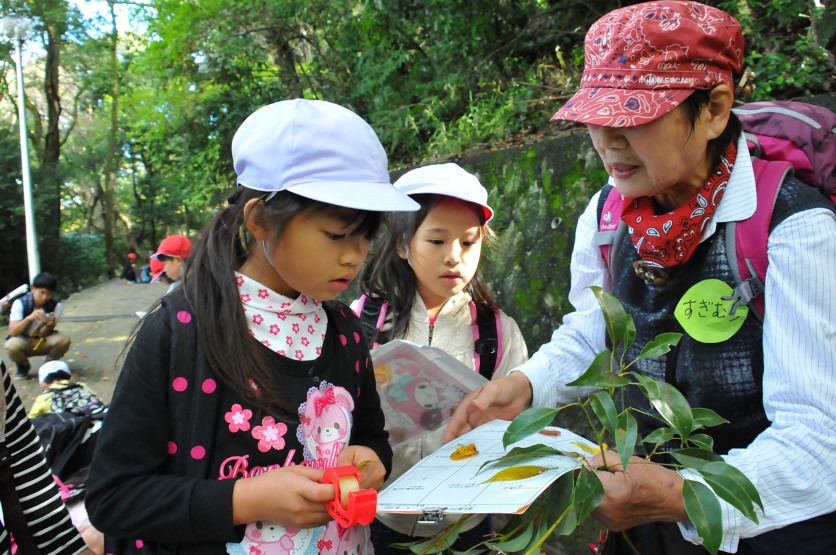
[377,419,599,515]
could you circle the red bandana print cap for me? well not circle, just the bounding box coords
[551,1,742,128]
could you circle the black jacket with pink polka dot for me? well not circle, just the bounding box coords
[86,292,392,554]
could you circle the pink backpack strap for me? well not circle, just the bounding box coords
[595,185,626,288]
[353,293,366,316]
[725,158,792,320]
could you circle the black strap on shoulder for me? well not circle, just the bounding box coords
[597,184,614,226]
[357,295,391,348]
[21,292,34,317]
[474,308,499,380]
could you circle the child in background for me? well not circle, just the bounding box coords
[28,360,103,419]
[150,234,192,293]
[353,163,529,552]
[0,362,95,555]
[85,99,419,555]
[120,253,138,283]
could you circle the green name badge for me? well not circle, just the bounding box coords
[674,279,748,343]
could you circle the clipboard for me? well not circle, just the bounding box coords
[376,419,598,518]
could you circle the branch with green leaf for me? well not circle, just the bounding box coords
[405,286,762,555]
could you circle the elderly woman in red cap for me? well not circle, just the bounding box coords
[446,1,836,553]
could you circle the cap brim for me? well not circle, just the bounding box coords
[151,272,164,283]
[394,182,494,222]
[286,181,420,211]
[551,87,696,128]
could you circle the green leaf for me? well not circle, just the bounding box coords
[632,372,662,400]
[699,461,764,517]
[642,427,676,445]
[477,444,565,474]
[670,448,723,468]
[636,332,682,360]
[588,391,619,437]
[648,381,694,437]
[503,407,560,448]
[540,472,579,536]
[486,522,534,552]
[692,408,730,429]
[394,532,455,553]
[566,349,631,388]
[572,466,605,524]
[683,479,723,555]
[615,411,638,471]
[687,433,715,452]
[591,286,636,352]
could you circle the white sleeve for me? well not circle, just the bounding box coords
[9,298,24,321]
[515,191,609,407]
[678,206,836,552]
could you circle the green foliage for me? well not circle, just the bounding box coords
[716,0,835,99]
[413,288,762,555]
[53,233,109,294]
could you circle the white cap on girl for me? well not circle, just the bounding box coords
[39,360,71,383]
[232,99,419,212]
[393,163,494,222]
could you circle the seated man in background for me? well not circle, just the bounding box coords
[4,272,71,379]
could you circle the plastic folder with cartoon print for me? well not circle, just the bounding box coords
[370,339,488,447]
[376,419,598,515]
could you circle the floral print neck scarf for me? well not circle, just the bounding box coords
[236,272,328,360]
[620,141,737,270]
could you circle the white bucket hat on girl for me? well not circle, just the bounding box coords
[393,163,494,222]
[39,360,71,383]
[232,99,419,212]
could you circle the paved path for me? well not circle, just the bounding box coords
[1,278,578,554]
[2,278,167,409]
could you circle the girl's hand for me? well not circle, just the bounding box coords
[232,465,334,529]
[337,446,385,491]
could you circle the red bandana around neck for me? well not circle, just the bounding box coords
[620,141,737,270]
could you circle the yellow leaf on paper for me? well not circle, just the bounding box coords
[572,441,604,455]
[482,465,550,483]
[450,443,479,460]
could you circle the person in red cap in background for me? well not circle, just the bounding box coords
[446,2,835,553]
[150,234,192,293]
[120,252,138,283]
[148,257,165,283]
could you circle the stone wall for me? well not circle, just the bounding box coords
[448,129,607,352]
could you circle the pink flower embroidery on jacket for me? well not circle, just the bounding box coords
[225,404,253,433]
[251,416,288,452]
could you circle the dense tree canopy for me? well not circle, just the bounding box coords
[0,0,832,294]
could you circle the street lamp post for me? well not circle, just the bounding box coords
[1,14,40,281]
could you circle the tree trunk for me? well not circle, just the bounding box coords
[101,0,120,278]
[37,1,68,270]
